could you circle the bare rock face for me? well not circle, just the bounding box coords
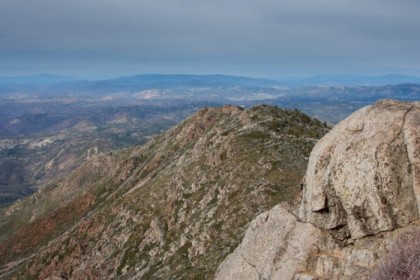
[300,99,420,238]
[215,204,420,280]
[215,100,420,280]
[215,205,328,280]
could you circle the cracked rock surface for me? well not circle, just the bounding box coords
[215,100,420,280]
[300,99,420,239]
[215,205,327,280]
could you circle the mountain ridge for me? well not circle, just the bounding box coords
[0,104,328,279]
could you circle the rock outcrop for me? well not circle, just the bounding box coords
[215,100,420,280]
[300,99,419,238]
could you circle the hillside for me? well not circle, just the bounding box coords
[0,101,213,207]
[0,105,329,279]
[1,75,419,207]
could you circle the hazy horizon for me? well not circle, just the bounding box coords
[1,0,420,79]
[2,72,420,83]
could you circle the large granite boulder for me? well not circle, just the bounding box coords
[300,99,420,238]
[215,100,420,280]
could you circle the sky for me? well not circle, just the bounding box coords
[1,0,420,79]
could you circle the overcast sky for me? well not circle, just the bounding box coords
[1,0,419,79]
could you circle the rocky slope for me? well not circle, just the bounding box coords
[0,101,207,207]
[0,105,328,279]
[215,100,420,280]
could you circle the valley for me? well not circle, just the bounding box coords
[0,74,418,279]
[1,74,419,206]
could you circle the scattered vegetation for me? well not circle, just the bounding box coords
[0,104,329,279]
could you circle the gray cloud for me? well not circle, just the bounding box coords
[1,0,419,78]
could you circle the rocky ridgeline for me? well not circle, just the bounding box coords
[0,105,328,279]
[215,100,420,280]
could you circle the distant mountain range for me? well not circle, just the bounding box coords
[1,73,420,89]
[278,74,420,86]
[110,74,281,88]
